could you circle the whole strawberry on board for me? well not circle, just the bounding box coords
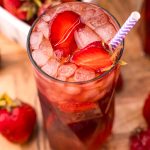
[0,94,36,144]
[3,0,38,21]
[130,128,150,150]
[129,93,150,150]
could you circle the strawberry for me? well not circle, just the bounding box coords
[143,93,150,127]
[71,41,113,71]
[130,128,150,150]
[49,10,85,57]
[3,0,37,21]
[57,101,98,113]
[0,0,3,6]
[0,94,36,144]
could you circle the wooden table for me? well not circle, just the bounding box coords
[0,0,150,149]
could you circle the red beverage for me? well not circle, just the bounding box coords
[144,0,150,55]
[27,2,123,150]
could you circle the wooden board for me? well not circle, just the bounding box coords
[0,0,150,149]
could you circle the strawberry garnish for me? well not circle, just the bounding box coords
[49,11,85,56]
[0,94,36,144]
[71,41,113,72]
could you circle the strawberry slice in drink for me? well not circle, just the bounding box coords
[58,101,99,113]
[71,41,113,72]
[49,11,85,57]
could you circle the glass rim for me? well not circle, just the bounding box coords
[27,1,124,85]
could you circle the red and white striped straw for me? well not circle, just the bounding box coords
[109,11,141,49]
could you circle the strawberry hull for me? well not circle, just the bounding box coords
[27,2,123,150]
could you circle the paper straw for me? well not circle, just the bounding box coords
[109,11,141,49]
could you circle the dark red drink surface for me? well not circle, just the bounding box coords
[28,2,123,150]
[144,0,150,55]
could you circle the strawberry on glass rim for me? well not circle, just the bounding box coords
[0,94,36,144]
[71,41,116,72]
[49,10,85,57]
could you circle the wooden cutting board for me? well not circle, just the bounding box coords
[0,0,150,149]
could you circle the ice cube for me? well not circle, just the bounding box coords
[95,23,116,42]
[88,13,109,29]
[37,21,49,39]
[65,86,81,95]
[74,67,96,82]
[30,31,43,50]
[42,15,51,22]
[54,50,63,60]
[81,8,97,23]
[91,90,106,102]
[82,89,100,101]
[32,49,50,67]
[74,26,100,49]
[39,39,53,57]
[56,4,70,13]
[70,3,83,14]
[41,59,60,77]
[58,63,77,78]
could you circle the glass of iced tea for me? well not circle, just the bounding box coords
[27,2,124,150]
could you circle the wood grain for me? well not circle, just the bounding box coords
[0,0,150,149]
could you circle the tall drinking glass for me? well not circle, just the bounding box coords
[27,2,124,150]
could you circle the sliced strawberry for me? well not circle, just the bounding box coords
[57,101,98,113]
[49,11,84,57]
[71,41,113,71]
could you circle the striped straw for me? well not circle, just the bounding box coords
[109,11,141,49]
